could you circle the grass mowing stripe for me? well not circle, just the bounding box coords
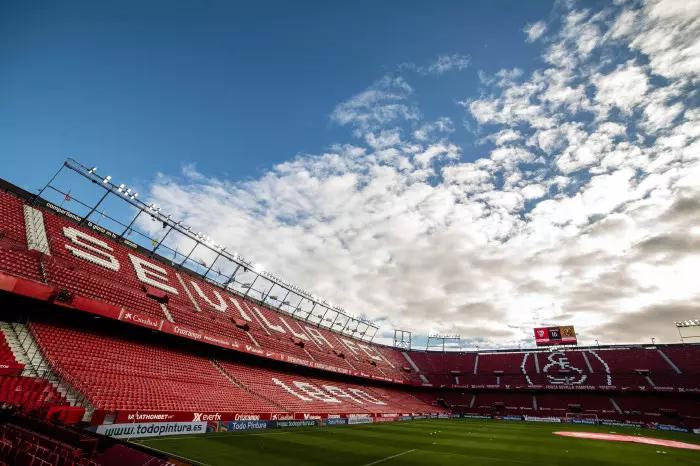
[361,449,416,466]
[138,419,700,466]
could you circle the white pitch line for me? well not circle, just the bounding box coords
[362,449,416,466]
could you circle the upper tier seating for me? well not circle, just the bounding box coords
[16,197,408,381]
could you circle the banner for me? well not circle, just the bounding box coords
[534,325,577,346]
[459,414,491,419]
[96,422,206,439]
[373,417,396,423]
[570,418,597,425]
[655,424,688,432]
[274,420,318,428]
[324,418,348,426]
[348,417,374,425]
[223,420,269,431]
[524,415,562,423]
[600,420,642,428]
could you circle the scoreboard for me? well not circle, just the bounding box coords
[534,325,577,346]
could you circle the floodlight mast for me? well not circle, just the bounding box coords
[675,319,700,343]
[54,158,379,340]
[393,329,412,350]
[426,334,461,352]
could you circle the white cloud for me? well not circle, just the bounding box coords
[413,117,454,141]
[594,61,649,115]
[524,21,547,42]
[331,76,418,131]
[622,0,700,81]
[145,0,700,348]
[426,54,471,74]
[402,54,471,75]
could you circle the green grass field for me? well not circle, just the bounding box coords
[135,419,700,466]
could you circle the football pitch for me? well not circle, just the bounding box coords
[134,419,700,466]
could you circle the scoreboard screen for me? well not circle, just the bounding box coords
[534,325,577,346]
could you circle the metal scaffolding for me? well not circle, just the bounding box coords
[33,158,380,341]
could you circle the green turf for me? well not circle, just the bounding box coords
[134,419,700,466]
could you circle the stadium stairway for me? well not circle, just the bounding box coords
[609,397,622,414]
[400,352,426,382]
[657,349,682,374]
[0,321,30,376]
[0,322,93,420]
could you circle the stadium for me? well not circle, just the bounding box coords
[2,1,700,465]
[0,159,698,464]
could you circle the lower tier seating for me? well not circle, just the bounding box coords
[0,376,65,412]
[0,411,175,466]
[430,390,700,426]
[29,322,437,416]
[30,322,280,413]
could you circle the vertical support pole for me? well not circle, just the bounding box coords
[79,190,110,226]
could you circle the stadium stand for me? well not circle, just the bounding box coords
[26,320,435,419]
[0,409,175,466]
[0,174,698,456]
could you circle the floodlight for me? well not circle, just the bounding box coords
[102,176,112,184]
[88,167,98,174]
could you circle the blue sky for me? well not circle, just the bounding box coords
[1,0,553,190]
[1,0,699,348]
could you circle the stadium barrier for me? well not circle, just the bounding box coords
[455,413,693,433]
[96,411,432,425]
[95,413,466,437]
[94,422,207,439]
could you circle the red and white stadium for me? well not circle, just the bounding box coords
[0,160,698,464]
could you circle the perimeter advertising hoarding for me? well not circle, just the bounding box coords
[96,422,206,439]
[534,325,577,346]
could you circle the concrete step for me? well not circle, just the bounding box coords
[7,322,95,421]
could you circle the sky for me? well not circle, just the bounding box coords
[1,0,699,348]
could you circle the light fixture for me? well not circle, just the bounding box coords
[88,167,98,174]
[102,176,112,184]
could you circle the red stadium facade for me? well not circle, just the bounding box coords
[0,174,699,442]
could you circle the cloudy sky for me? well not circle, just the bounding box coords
[3,0,699,348]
